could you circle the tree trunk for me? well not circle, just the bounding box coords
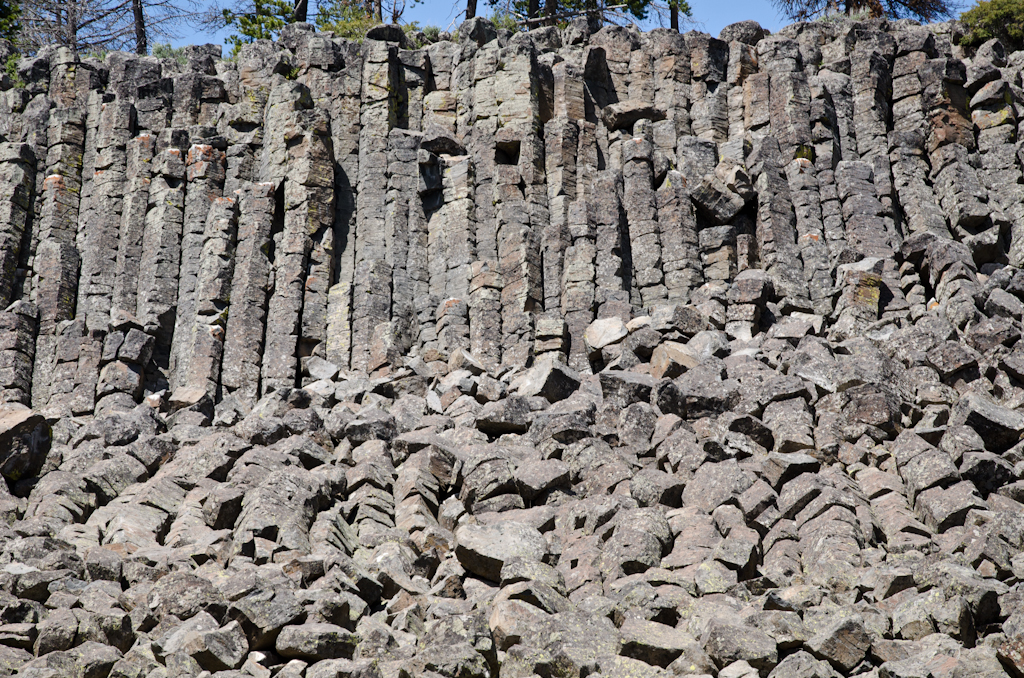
[544,0,557,25]
[528,0,540,20]
[373,0,382,21]
[132,0,146,53]
[293,0,308,23]
[670,1,679,30]
[466,0,477,19]
[585,0,600,31]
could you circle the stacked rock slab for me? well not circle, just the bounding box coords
[1,15,1024,678]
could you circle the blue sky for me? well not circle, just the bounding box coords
[171,0,788,49]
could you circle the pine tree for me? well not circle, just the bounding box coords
[773,0,955,22]
[17,0,196,54]
[485,0,691,29]
[220,0,294,54]
[0,0,19,44]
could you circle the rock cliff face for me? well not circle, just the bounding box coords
[1,14,1024,678]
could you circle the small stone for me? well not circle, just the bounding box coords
[584,317,629,355]
[276,623,358,661]
[806,615,871,672]
[455,521,548,581]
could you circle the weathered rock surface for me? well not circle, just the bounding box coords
[0,14,1023,678]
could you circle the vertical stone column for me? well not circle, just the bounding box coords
[891,31,933,136]
[324,41,364,371]
[351,40,399,372]
[651,31,692,159]
[591,169,630,321]
[496,136,541,368]
[491,37,545,368]
[590,26,637,101]
[356,40,398,267]
[627,40,654,104]
[15,96,51,305]
[724,38,757,162]
[408,150,438,352]
[297,115,338,369]
[835,160,894,261]
[657,170,702,303]
[182,195,239,398]
[170,142,225,389]
[521,131,549,314]
[112,134,156,317]
[426,154,474,350]
[816,30,857,160]
[78,97,132,334]
[785,159,833,316]
[0,301,38,405]
[972,74,1023,265]
[542,60,586,324]
[743,71,771,145]
[767,56,813,161]
[469,260,502,371]
[543,117,578,315]
[423,41,458,137]
[46,320,87,415]
[851,41,894,162]
[262,106,334,391]
[385,129,421,340]
[436,297,470,359]
[137,146,187,387]
[222,183,275,407]
[0,143,36,309]
[351,259,393,373]
[809,74,841,169]
[468,41,501,263]
[48,47,97,109]
[699,221,737,286]
[919,55,986,328]
[831,160,910,334]
[399,49,429,132]
[687,32,729,143]
[753,140,808,305]
[887,34,954,255]
[65,88,111,418]
[31,108,86,410]
[806,77,850,268]
[561,199,596,373]
[622,130,666,308]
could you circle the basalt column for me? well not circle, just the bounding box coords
[320,40,363,371]
[136,145,187,392]
[112,134,156,318]
[352,40,399,373]
[0,144,35,311]
[76,95,133,334]
[261,83,335,392]
[170,141,226,390]
[221,183,276,407]
[30,107,86,411]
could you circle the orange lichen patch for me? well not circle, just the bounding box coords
[43,174,66,190]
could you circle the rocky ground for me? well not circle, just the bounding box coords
[0,8,1023,678]
[4,297,1024,678]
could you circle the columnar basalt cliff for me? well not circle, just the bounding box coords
[1,14,1024,678]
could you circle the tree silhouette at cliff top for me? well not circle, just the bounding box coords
[14,0,198,54]
[482,0,692,29]
[0,0,18,44]
[773,0,956,22]
[207,0,423,53]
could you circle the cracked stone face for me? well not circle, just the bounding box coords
[0,15,1023,678]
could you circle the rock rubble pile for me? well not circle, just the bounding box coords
[0,12,1023,678]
